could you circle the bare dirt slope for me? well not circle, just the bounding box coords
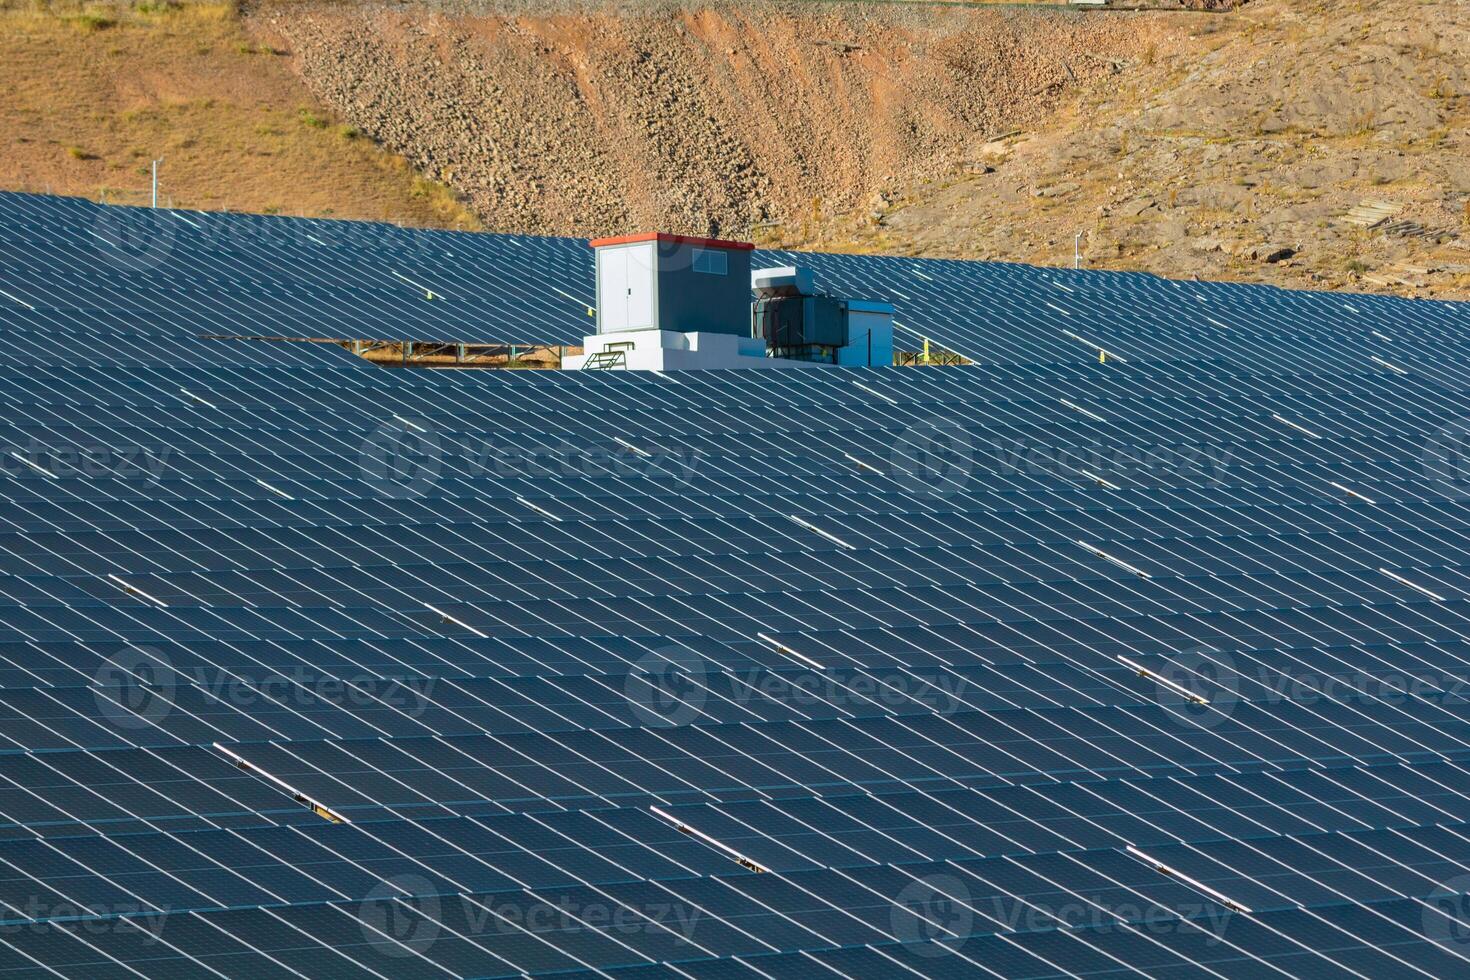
[0,0,477,224]
[255,0,1186,238]
[830,0,1470,298]
[5,0,1465,301]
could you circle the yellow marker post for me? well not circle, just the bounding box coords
[1099,349,1107,364]
[923,337,930,364]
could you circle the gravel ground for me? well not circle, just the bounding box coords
[255,0,1183,236]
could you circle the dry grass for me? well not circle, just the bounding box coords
[0,0,480,227]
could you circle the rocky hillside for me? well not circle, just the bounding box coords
[251,0,1470,298]
[252,0,1186,238]
[6,0,1463,300]
[820,0,1470,298]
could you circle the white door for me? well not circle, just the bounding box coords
[597,244,655,332]
[624,243,655,329]
[598,248,630,332]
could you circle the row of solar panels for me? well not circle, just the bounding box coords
[5,191,1470,371]
[6,191,1470,977]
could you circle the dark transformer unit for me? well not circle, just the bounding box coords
[751,267,894,366]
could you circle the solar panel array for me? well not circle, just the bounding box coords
[3,189,1470,977]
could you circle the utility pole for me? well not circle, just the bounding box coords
[1074,231,1084,270]
[151,159,162,208]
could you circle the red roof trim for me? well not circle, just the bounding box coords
[588,232,755,251]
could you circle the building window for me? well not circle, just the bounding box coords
[693,249,728,276]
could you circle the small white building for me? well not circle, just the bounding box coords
[565,232,894,372]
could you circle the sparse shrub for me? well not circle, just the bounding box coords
[338,125,360,141]
[69,13,116,31]
[64,145,95,160]
[298,108,328,129]
[1345,258,1369,275]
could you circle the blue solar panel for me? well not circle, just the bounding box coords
[5,190,1470,976]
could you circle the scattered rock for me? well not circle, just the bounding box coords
[1254,243,1297,263]
[266,2,1166,237]
[255,0,1466,300]
[976,139,1014,161]
[1033,182,1080,199]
